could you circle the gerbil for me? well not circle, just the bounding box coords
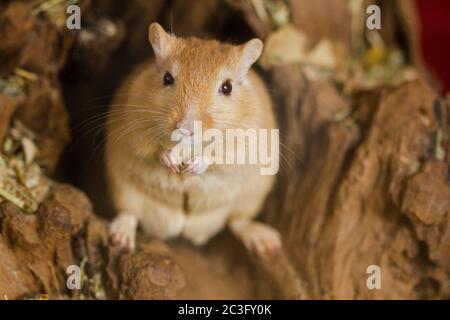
[106,23,281,257]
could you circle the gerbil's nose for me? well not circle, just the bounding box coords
[177,127,194,137]
[176,119,194,137]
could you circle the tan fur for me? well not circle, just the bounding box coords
[106,24,277,249]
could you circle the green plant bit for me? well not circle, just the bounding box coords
[14,68,38,82]
[0,75,25,97]
[0,180,27,209]
[33,0,79,15]
[435,129,445,161]
[0,177,38,212]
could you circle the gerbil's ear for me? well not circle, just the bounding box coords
[236,38,263,76]
[148,23,174,60]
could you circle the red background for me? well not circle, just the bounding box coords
[416,0,450,93]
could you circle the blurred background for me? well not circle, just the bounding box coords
[416,0,450,93]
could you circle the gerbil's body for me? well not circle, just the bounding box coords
[106,23,281,255]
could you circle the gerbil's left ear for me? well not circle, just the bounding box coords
[237,38,263,76]
[148,23,174,60]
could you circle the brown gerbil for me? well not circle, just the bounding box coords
[106,23,281,257]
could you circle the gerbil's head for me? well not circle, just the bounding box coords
[147,23,263,147]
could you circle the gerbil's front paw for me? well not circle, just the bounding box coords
[231,221,282,259]
[109,214,138,251]
[181,155,209,175]
[160,150,183,173]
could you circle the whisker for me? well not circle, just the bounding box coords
[89,119,163,160]
[73,108,168,132]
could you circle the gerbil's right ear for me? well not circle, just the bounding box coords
[148,23,174,60]
[236,38,264,79]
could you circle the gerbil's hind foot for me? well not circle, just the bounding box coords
[230,219,282,259]
[109,214,138,251]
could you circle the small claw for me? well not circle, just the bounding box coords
[160,150,182,173]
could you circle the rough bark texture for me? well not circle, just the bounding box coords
[0,0,449,300]
[266,77,450,299]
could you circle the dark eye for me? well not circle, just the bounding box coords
[163,71,174,86]
[220,80,232,96]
